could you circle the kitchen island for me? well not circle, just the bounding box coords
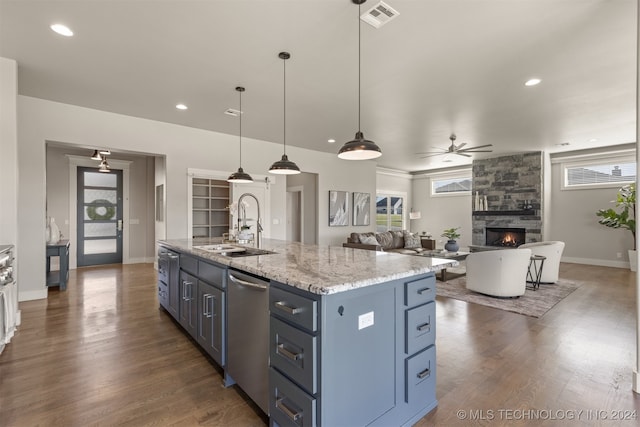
[158,238,457,427]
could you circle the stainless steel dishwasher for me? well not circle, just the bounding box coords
[227,269,270,414]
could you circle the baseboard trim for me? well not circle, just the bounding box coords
[561,256,629,269]
[19,289,48,302]
[125,257,155,264]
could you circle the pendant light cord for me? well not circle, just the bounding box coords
[283,55,287,155]
[358,1,361,133]
[239,90,243,167]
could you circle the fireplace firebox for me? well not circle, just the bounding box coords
[485,227,526,247]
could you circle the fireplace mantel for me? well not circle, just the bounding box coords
[472,210,536,216]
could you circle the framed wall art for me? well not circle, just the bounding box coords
[328,190,348,226]
[352,192,370,226]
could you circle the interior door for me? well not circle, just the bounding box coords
[77,167,123,266]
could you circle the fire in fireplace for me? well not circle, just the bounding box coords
[485,227,526,247]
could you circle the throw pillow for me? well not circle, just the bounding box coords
[360,235,378,246]
[403,231,421,249]
[376,231,394,250]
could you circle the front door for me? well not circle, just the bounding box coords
[77,167,123,266]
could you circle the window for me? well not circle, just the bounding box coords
[561,156,636,189]
[376,195,404,232]
[431,172,472,196]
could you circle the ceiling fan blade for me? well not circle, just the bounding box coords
[459,144,493,151]
[456,142,467,149]
[462,149,493,153]
[419,152,448,158]
[454,152,472,157]
[415,149,448,155]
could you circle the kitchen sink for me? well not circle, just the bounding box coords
[193,244,275,257]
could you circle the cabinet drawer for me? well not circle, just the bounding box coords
[404,275,435,307]
[199,260,225,288]
[270,285,317,332]
[270,367,316,427]
[271,317,317,395]
[158,280,168,309]
[405,302,436,355]
[181,254,198,276]
[158,256,169,283]
[405,345,436,405]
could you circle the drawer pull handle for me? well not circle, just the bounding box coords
[417,287,431,295]
[417,368,431,379]
[276,398,301,422]
[277,344,301,361]
[417,322,430,332]
[275,301,302,315]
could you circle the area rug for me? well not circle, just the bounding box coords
[436,277,580,318]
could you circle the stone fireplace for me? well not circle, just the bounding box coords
[471,152,543,249]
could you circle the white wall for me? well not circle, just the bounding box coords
[411,171,473,250]
[0,58,18,248]
[45,145,156,264]
[549,147,636,268]
[16,95,375,300]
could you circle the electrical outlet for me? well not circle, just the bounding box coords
[617,252,623,258]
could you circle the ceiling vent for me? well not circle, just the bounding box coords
[360,1,399,29]
[224,108,241,117]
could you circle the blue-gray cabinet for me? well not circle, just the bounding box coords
[197,270,225,367]
[179,270,198,338]
[269,273,437,427]
[159,248,227,370]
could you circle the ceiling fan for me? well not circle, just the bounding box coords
[418,134,493,158]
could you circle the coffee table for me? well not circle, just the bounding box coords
[417,250,470,281]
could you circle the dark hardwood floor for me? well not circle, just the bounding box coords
[1,262,638,426]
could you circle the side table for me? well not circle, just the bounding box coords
[526,254,546,290]
[46,240,70,291]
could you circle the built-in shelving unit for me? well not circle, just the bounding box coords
[192,178,230,238]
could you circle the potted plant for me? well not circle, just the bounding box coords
[441,227,461,252]
[596,183,636,271]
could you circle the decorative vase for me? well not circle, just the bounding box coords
[48,217,61,244]
[444,240,459,252]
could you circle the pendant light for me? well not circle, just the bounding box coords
[227,86,254,183]
[338,0,382,160]
[269,52,301,175]
[98,155,110,172]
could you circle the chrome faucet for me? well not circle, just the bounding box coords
[237,192,262,248]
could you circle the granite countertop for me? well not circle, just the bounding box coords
[159,238,458,295]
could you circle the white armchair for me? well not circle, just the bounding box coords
[466,248,532,298]
[518,241,565,283]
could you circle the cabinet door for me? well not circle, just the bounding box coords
[179,271,197,338]
[321,286,396,427]
[198,281,225,366]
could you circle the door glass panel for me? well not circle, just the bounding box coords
[84,239,117,255]
[84,172,117,188]
[376,196,388,232]
[84,223,117,238]
[84,205,117,221]
[84,189,117,204]
[389,197,403,231]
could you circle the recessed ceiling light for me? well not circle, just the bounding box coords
[50,24,73,37]
[328,139,336,144]
[224,108,241,117]
[525,78,541,86]
[589,138,598,143]
[176,104,188,110]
